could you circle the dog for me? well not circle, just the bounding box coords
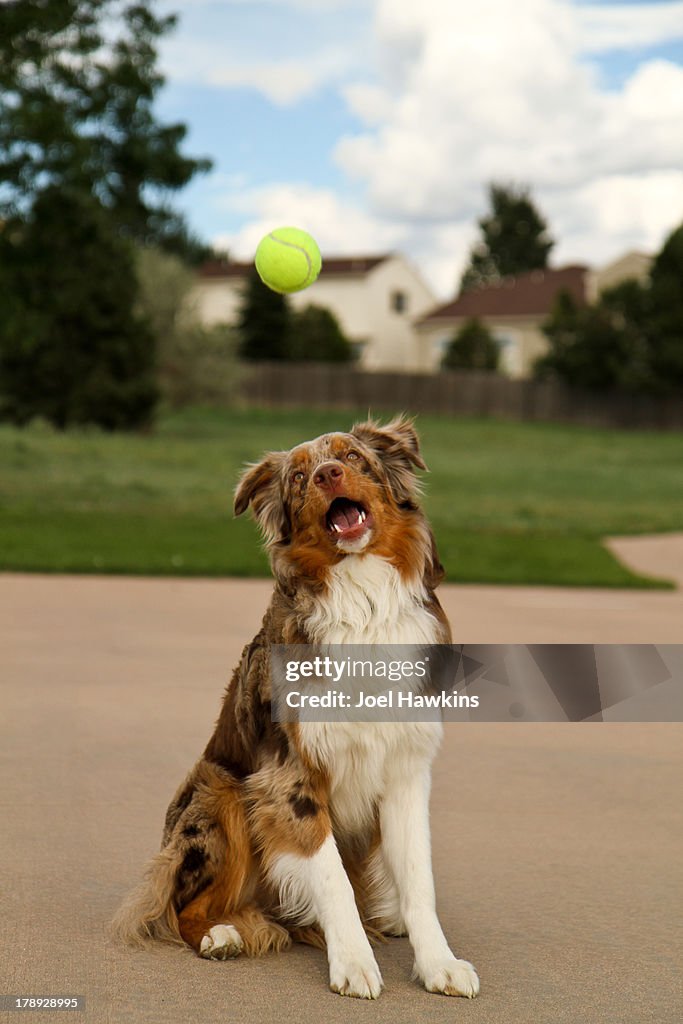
[111,417,479,1000]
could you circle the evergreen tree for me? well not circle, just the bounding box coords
[535,284,652,392]
[0,188,157,428]
[460,183,554,292]
[238,269,292,361]
[0,0,211,258]
[442,318,499,371]
[289,305,355,362]
[647,225,683,389]
[536,223,683,394]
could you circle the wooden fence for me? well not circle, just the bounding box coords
[239,363,683,431]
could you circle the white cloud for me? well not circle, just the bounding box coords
[213,183,405,260]
[207,55,341,107]
[576,1,683,53]
[554,170,683,265]
[162,38,355,104]
[158,0,370,105]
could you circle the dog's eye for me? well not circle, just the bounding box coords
[346,450,360,461]
[292,471,305,483]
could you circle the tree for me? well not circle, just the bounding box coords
[442,318,499,371]
[237,269,292,361]
[535,284,653,392]
[460,183,554,292]
[0,0,211,259]
[0,188,157,428]
[535,223,683,394]
[647,225,683,388]
[289,305,355,363]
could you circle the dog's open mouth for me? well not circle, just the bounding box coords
[325,497,374,540]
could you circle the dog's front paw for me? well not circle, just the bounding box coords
[415,955,480,998]
[199,924,244,960]
[329,953,383,999]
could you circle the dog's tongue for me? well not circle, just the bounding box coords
[329,499,361,530]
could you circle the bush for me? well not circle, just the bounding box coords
[0,188,157,429]
[288,304,355,362]
[136,247,240,406]
[442,318,499,370]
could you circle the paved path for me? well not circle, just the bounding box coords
[608,531,683,590]
[1,571,681,1023]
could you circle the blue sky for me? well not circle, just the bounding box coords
[155,0,683,297]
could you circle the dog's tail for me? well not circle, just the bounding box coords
[109,847,185,947]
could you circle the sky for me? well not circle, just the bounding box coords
[155,0,683,298]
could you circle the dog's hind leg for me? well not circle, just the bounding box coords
[179,897,290,958]
[111,760,257,951]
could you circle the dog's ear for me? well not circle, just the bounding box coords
[234,453,287,544]
[351,416,426,502]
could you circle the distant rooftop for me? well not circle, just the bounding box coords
[198,254,390,280]
[419,265,588,324]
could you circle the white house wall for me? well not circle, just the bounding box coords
[361,256,437,371]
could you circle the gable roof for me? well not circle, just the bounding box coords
[418,265,588,324]
[198,254,390,281]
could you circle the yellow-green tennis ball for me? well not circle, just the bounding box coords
[255,227,322,294]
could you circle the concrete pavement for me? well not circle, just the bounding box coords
[1,569,681,1023]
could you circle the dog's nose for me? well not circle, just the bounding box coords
[313,461,343,491]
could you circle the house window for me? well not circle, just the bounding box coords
[492,329,520,376]
[391,290,407,313]
[350,339,368,363]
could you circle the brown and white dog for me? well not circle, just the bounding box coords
[111,417,479,1000]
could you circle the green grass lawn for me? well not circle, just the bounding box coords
[1,406,682,587]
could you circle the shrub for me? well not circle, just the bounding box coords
[442,318,499,371]
[288,304,355,362]
[136,247,240,406]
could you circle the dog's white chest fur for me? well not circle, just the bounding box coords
[303,553,439,645]
[300,554,442,835]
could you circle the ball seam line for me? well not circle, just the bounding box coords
[268,231,313,287]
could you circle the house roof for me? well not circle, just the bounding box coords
[418,265,588,324]
[198,254,390,281]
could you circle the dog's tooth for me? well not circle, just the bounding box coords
[360,510,366,522]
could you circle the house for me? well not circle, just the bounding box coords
[415,265,588,377]
[193,253,437,371]
[414,252,653,378]
[586,250,652,303]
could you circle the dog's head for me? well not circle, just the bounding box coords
[234,417,441,585]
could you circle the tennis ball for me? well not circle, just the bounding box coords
[255,227,322,294]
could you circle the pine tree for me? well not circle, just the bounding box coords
[0,188,158,428]
[0,1,209,429]
[460,183,554,292]
[238,269,292,361]
[0,0,211,258]
[535,224,683,394]
[647,225,683,389]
